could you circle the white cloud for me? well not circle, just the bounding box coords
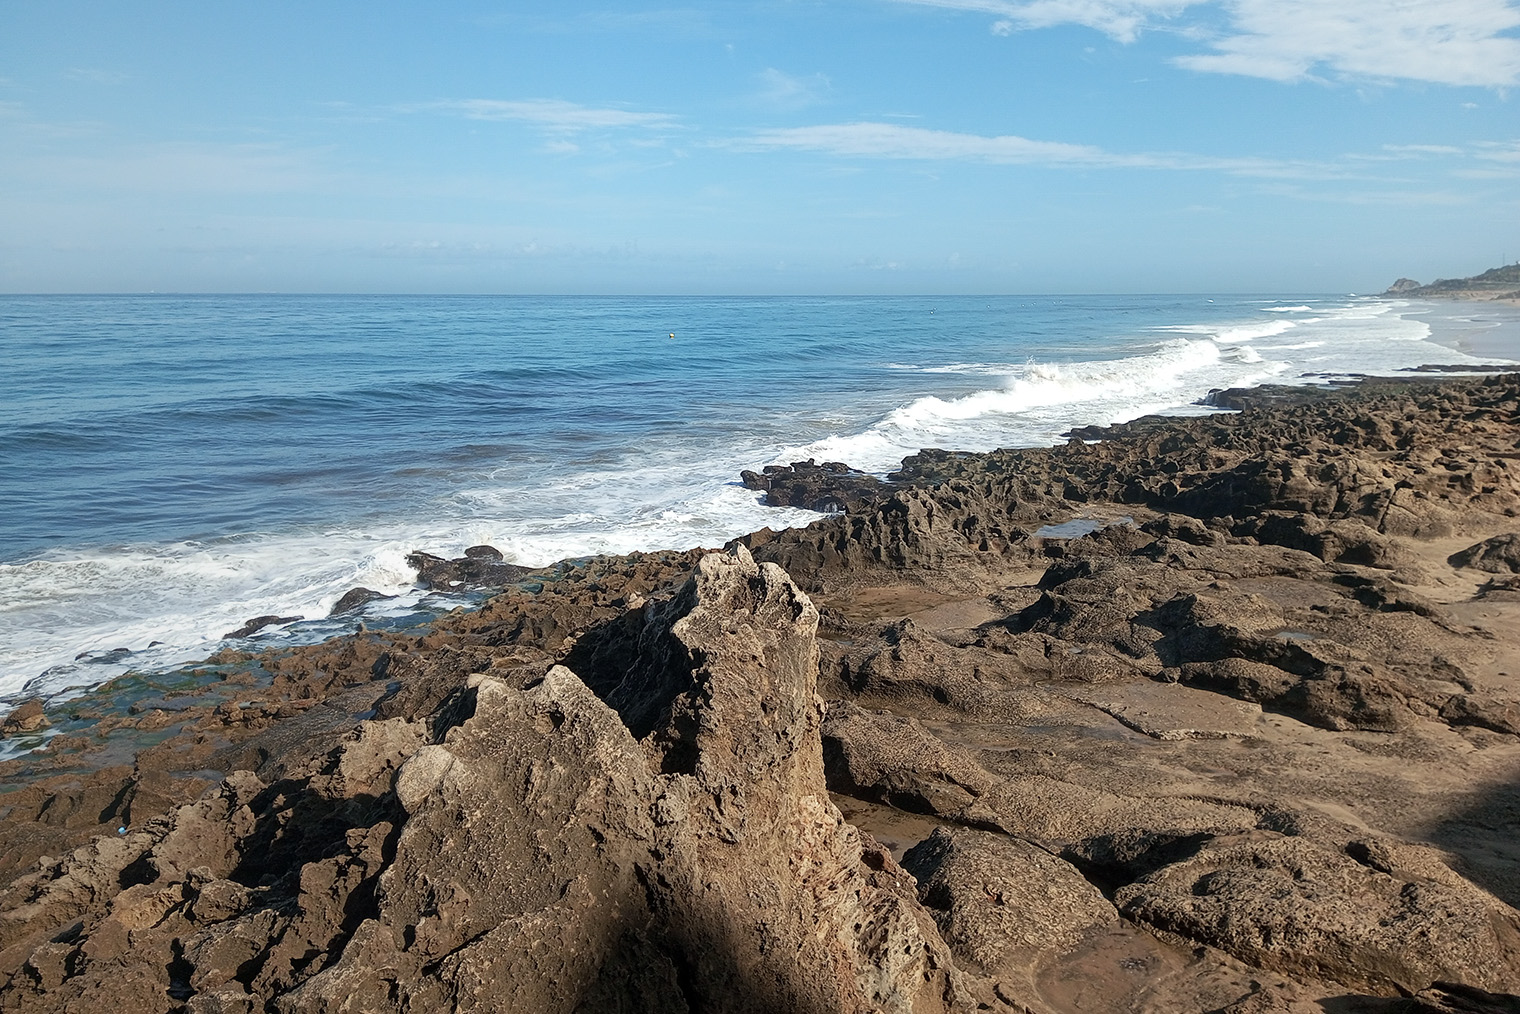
[892,0,1520,86]
[731,121,1117,163]
[1383,144,1466,156]
[1475,140,1520,162]
[1176,0,1520,87]
[413,99,678,131]
[724,121,1316,175]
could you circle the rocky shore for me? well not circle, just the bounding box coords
[4,374,1520,1012]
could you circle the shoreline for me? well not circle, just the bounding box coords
[3,372,1520,1009]
[8,292,1520,705]
[1402,296,1520,361]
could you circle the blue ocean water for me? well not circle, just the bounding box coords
[2,293,1516,701]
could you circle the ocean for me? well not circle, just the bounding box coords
[3,293,1517,704]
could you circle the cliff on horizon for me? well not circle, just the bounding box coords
[1385,263,1520,301]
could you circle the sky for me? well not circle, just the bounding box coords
[1,0,1517,294]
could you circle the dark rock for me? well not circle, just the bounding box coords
[1405,983,1520,1013]
[328,586,391,616]
[1476,576,1520,601]
[740,458,888,512]
[1407,364,1518,373]
[222,614,302,639]
[405,549,534,591]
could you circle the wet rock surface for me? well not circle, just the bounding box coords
[4,374,1520,1011]
[740,458,891,512]
[404,546,537,591]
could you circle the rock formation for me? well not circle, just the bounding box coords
[5,374,1520,1011]
[0,548,974,1013]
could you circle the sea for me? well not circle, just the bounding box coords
[3,293,1518,706]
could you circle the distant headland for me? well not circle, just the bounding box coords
[1385,262,1520,303]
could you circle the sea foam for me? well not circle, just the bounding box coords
[2,293,1516,704]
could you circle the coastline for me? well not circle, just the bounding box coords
[8,292,1518,704]
[3,372,1520,1009]
[1403,296,1520,361]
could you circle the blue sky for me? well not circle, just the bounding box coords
[1,1,1517,293]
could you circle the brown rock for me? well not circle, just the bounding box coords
[903,826,1117,993]
[1450,533,1520,573]
[1,701,48,735]
[823,701,994,815]
[1114,834,1520,994]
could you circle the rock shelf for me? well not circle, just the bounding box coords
[4,375,1520,1012]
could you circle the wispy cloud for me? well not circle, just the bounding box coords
[727,121,1520,188]
[892,0,1520,87]
[1382,144,1466,156]
[723,121,1319,176]
[408,99,678,131]
[469,8,717,38]
[1176,0,1520,87]
[890,0,1190,43]
[755,68,832,110]
[1475,140,1520,162]
[729,121,1117,164]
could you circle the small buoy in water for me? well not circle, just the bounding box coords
[669,332,675,339]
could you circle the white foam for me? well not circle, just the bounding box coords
[886,361,1023,376]
[4,295,1512,704]
[778,336,1286,473]
[1151,319,1296,342]
[0,480,827,699]
[779,298,1515,478]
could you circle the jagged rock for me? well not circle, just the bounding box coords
[6,375,1520,1012]
[740,458,889,512]
[286,546,972,1013]
[0,548,976,1012]
[1239,511,1406,568]
[824,618,1062,718]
